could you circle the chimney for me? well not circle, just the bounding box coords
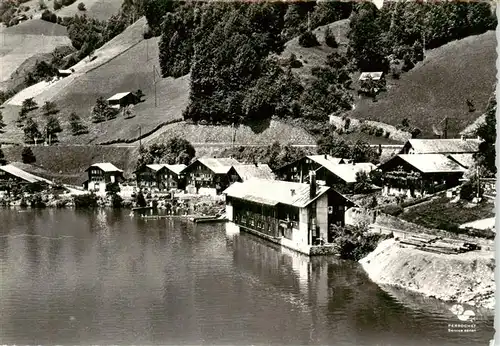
[324,154,327,159]
[309,170,316,199]
[290,189,295,196]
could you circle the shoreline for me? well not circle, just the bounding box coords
[359,239,495,310]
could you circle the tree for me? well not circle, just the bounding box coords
[91,97,117,123]
[69,112,88,135]
[23,117,42,143]
[21,98,38,112]
[474,93,496,175]
[350,140,379,164]
[78,2,86,11]
[0,111,5,132]
[0,148,6,165]
[41,10,57,23]
[54,0,62,10]
[298,31,319,48]
[136,138,196,171]
[135,89,145,102]
[41,101,59,116]
[324,27,338,48]
[317,130,351,158]
[44,116,62,143]
[354,171,372,194]
[22,147,36,164]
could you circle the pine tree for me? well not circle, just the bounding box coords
[0,148,6,165]
[41,101,59,116]
[44,115,62,143]
[21,147,36,164]
[0,111,5,132]
[69,112,88,135]
[23,117,42,143]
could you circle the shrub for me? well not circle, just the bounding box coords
[30,194,46,208]
[111,194,123,208]
[381,204,403,216]
[136,191,147,207]
[330,224,390,261]
[21,147,36,164]
[54,0,62,10]
[298,31,319,48]
[288,53,303,69]
[74,193,98,208]
[384,131,390,138]
[62,0,77,6]
[77,2,86,11]
[41,10,57,23]
[324,27,338,48]
[375,127,384,137]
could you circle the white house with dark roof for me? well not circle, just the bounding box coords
[223,172,355,255]
[83,163,124,194]
[377,154,467,197]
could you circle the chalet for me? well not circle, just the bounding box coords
[134,163,186,191]
[0,164,52,194]
[275,155,346,184]
[107,92,136,109]
[377,154,467,197]
[83,163,124,194]
[275,155,376,191]
[224,172,355,256]
[182,157,240,196]
[400,138,482,155]
[229,163,275,182]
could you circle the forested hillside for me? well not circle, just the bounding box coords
[148,0,496,132]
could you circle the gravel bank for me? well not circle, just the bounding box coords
[360,239,495,309]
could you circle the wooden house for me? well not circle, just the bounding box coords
[399,138,482,155]
[229,163,275,182]
[377,154,467,197]
[83,163,124,194]
[106,92,136,109]
[275,154,375,192]
[224,172,355,255]
[134,163,186,191]
[182,157,240,196]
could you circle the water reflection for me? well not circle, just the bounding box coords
[0,210,494,346]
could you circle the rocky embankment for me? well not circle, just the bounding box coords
[360,239,495,309]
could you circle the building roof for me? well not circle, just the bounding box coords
[0,164,53,184]
[223,178,331,208]
[107,92,132,101]
[145,164,165,172]
[447,153,476,169]
[396,154,467,174]
[403,139,482,154]
[165,164,187,175]
[460,114,486,137]
[189,157,240,174]
[359,72,383,81]
[58,69,72,75]
[319,162,377,184]
[232,164,275,181]
[86,163,123,173]
[307,155,345,166]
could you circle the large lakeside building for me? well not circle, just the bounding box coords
[223,172,355,256]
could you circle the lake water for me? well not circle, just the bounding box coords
[0,209,494,346]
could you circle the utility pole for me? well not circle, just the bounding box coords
[476,166,480,199]
[139,126,142,151]
[307,11,311,32]
[443,117,448,139]
[153,65,157,108]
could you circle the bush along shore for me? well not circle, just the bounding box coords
[0,182,225,217]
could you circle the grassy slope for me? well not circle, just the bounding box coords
[279,19,350,82]
[54,0,124,21]
[1,17,190,145]
[399,196,496,230]
[2,145,137,184]
[0,20,70,85]
[350,30,496,138]
[145,120,317,147]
